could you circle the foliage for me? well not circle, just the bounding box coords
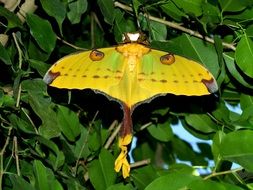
[1,0,253,189]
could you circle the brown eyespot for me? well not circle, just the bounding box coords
[160,53,175,65]
[89,49,104,61]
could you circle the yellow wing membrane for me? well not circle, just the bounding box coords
[44,32,218,179]
[44,47,124,95]
[134,49,217,104]
[44,41,218,109]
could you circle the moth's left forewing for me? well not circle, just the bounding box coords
[43,47,125,91]
[137,49,218,98]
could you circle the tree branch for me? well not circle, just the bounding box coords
[114,1,236,51]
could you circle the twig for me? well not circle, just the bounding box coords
[139,122,152,131]
[83,121,121,181]
[0,127,13,189]
[12,33,23,70]
[75,111,101,177]
[203,167,242,180]
[130,159,151,168]
[90,12,95,48]
[12,33,23,108]
[56,36,86,51]
[108,120,118,131]
[21,108,38,134]
[114,1,236,51]
[104,122,121,149]
[13,137,20,176]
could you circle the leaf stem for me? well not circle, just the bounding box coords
[114,1,236,51]
[204,167,242,180]
[0,127,12,189]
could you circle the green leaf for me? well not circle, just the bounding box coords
[33,160,50,190]
[21,79,47,95]
[26,13,56,53]
[188,179,244,190]
[35,136,65,169]
[31,95,60,138]
[0,6,23,29]
[240,94,253,110]
[65,178,86,190]
[169,163,196,174]
[161,2,186,21]
[172,136,207,165]
[40,0,66,34]
[33,160,63,190]
[56,105,81,142]
[220,130,253,171]
[212,131,226,166]
[185,114,217,133]
[74,127,91,159]
[147,121,173,142]
[200,3,220,28]
[20,160,34,181]
[28,59,51,77]
[88,148,117,190]
[0,42,12,65]
[67,0,88,24]
[88,125,108,152]
[98,0,115,25]
[22,79,61,138]
[172,0,203,17]
[131,166,159,190]
[107,183,133,190]
[223,6,253,22]
[235,34,253,78]
[219,0,249,12]
[211,101,231,124]
[149,21,167,41]
[9,175,36,190]
[133,141,155,162]
[0,90,15,108]
[8,114,36,134]
[246,25,253,36]
[145,173,200,190]
[224,53,253,89]
[28,40,51,61]
[172,34,219,78]
[114,10,136,42]
[214,35,226,85]
[132,0,142,18]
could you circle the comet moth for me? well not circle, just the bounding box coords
[43,32,218,178]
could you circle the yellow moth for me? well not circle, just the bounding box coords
[44,32,218,178]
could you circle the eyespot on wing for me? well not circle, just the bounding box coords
[89,49,105,61]
[160,53,175,65]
